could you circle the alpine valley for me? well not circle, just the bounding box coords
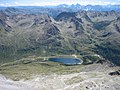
[0,4,120,90]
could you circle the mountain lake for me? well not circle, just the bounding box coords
[48,58,82,65]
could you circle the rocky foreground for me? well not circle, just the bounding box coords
[0,62,120,90]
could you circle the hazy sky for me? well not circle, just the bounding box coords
[0,0,120,6]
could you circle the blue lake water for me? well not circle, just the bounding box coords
[49,58,82,65]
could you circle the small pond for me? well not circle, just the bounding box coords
[48,58,82,65]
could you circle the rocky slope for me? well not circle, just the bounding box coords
[0,62,119,90]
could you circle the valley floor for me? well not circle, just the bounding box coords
[0,63,120,90]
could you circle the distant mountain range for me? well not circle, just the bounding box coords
[1,4,120,11]
[55,4,120,12]
[0,4,120,17]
